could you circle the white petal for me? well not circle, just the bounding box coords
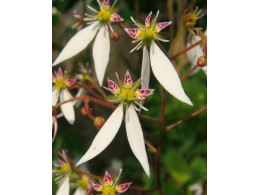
[150,42,192,105]
[76,104,123,166]
[74,188,86,195]
[93,25,110,86]
[60,89,75,124]
[53,21,100,66]
[125,105,150,177]
[73,88,86,108]
[186,35,204,75]
[52,89,59,106]
[140,45,150,112]
[141,45,150,90]
[202,66,207,75]
[56,176,70,195]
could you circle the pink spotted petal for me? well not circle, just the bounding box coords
[91,182,103,192]
[136,89,155,100]
[110,13,124,22]
[104,171,113,186]
[103,0,110,8]
[57,67,64,78]
[52,73,56,83]
[145,11,152,27]
[124,28,141,39]
[124,70,133,87]
[116,182,132,193]
[155,21,172,33]
[66,79,76,87]
[108,79,119,95]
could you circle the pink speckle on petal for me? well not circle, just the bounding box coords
[66,79,76,87]
[103,0,110,8]
[124,70,133,87]
[52,73,56,82]
[104,171,113,185]
[145,11,152,26]
[110,13,124,22]
[57,68,63,78]
[155,21,172,32]
[116,183,132,192]
[91,182,103,192]
[136,89,154,99]
[108,79,119,95]
[125,28,141,39]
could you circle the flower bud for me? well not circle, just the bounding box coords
[93,116,105,129]
[197,56,207,67]
[81,107,88,116]
[110,31,121,41]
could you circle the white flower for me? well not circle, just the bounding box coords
[186,29,207,75]
[52,0,124,86]
[56,176,70,195]
[188,181,203,195]
[52,68,76,124]
[76,71,154,177]
[73,175,90,195]
[125,11,193,106]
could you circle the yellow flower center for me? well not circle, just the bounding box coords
[120,89,134,102]
[97,10,110,22]
[77,176,88,189]
[59,163,70,174]
[138,27,155,42]
[103,188,116,195]
[55,77,67,90]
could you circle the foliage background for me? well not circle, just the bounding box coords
[52,0,207,194]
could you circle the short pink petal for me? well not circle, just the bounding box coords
[136,89,155,100]
[57,67,64,78]
[104,171,113,186]
[110,13,124,22]
[145,11,152,26]
[103,0,110,8]
[91,182,103,192]
[155,21,172,33]
[52,73,56,83]
[66,79,76,87]
[116,182,132,193]
[108,79,119,94]
[124,28,141,39]
[124,70,133,87]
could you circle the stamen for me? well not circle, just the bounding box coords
[130,41,143,53]
[87,5,98,13]
[96,0,103,11]
[151,10,160,27]
[132,39,140,43]
[83,18,99,21]
[111,0,118,10]
[85,13,96,17]
[130,16,143,30]
[133,104,140,112]
[134,101,148,111]
[136,42,144,50]
[155,37,169,42]
[113,168,123,185]
[108,22,114,32]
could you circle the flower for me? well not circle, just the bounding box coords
[76,71,153,177]
[52,68,76,124]
[186,29,207,75]
[74,176,91,195]
[188,181,203,195]
[53,150,71,195]
[125,11,192,106]
[91,169,131,194]
[52,0,124,86]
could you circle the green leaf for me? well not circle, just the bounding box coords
[165,150,192,185]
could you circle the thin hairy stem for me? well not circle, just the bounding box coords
[166,105,207,131]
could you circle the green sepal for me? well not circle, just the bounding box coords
[107,95,121,103]
[131,78,141,91]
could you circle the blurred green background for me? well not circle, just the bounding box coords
[52,0,207,194]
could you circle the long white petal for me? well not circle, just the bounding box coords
[52,89,59,106]
[141,45,150,90]
[53,21,100,66]
[125,105,150,177]
[74,188,86,195]
[93,25,110,86]
[150,42,192,105]
[76,104,123,166]
[56,176,70,195]
[60,89,75,124]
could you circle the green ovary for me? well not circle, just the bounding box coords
[97,10,110,22]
